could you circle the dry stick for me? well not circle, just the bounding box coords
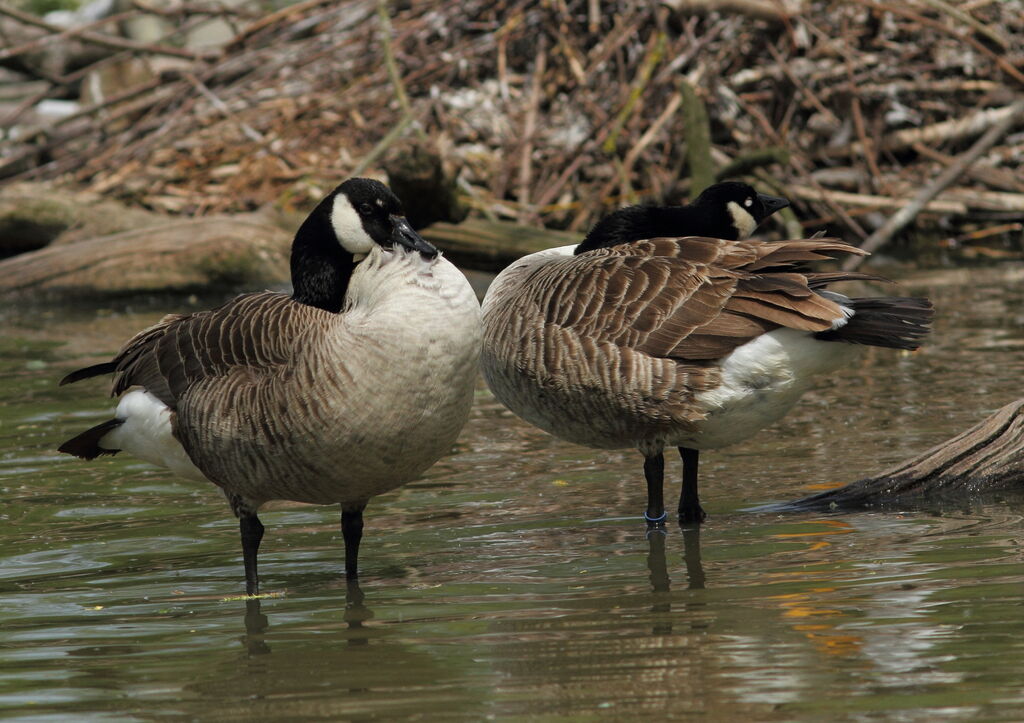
[554,29,586,87]
[349,2,425,177]
[621,91,683,184]
[0,85,51,127]
[842,98,1024,271]
[849,0,1024,87]
[938,187,1024,213]
[822,103,1024,160]
[602,30,666,154]
[131,0,260,19]
[587,0,600,33]
[582,12,644,78]
[765,42,838,128]
[517,41,546,219]
[185,74,265,144]
[715,147,789,180]
[949,223,1024,246]
[0,3,218,61]
[0,80,166,179]
[917,0,1009,50]
[0,9,140,61]
[349,115,414,177]
[602,91,683,204]
[734,91,868,238]
[785,185,966,214]
[227,0,337,46]
[65,14,249,176]
[535,10,647,208]
[79,92,198,184]
[841,18,883,192]
[818,78,1000,102]
[912,143,1024,194]
[376,0,421,138]
[661,0,786,23]
[2,11,216,128]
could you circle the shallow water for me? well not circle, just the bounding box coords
[1,266,1023,721]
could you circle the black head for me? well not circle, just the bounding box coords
[290,178,437,312]
[690,181,789,240]
[327,178,438,259]
[575,182,789,254]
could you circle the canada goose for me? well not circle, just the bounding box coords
[481,182,932,526]
[59,178,482,593]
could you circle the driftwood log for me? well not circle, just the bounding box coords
[0,181,579,297]
[779,398,1024,511]
[423,218,577,272]
[0,215,290,298]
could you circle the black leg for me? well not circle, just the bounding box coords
[678,447,706,524]
[341,505,366,580]
[643,452,667,528]
[239,513,265,595]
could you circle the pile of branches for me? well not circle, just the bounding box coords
[1,0,1022,253]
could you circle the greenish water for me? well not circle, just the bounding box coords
[1,267,1023,721]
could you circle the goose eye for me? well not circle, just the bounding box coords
[744,198,753,208]
[358,203,374,216]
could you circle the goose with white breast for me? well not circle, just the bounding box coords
[59,178,482,593]
[481,182,932,526]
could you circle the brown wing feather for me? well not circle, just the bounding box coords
[107,292,311,408]
[536,236,864,362]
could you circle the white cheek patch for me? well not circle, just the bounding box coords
[331,195,375,255]
[727,201,758,239]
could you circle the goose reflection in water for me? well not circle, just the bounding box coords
[646,525,706,635]
[239,580,372,658]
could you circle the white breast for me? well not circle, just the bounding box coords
[99,246,482,504]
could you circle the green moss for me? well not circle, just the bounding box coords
[16,0,80,14]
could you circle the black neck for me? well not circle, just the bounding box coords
[576,204,736,254]
[289,209,354,313]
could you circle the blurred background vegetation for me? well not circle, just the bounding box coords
[0,0,1021,294]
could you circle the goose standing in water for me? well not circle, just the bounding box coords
[59,178,482,593]
[481,182,932,526]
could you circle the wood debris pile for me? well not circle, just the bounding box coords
[1,0,1022,255]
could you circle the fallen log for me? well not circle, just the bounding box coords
[0,182,577,293]
[777,398,1024,511]
[422,217,577,272]
[0,215,290,298]
[0,182,157,256]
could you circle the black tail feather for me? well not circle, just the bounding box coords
[58,419,123,460]
[815,297,933,350]
[60,362,118,386]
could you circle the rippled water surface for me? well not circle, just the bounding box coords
[2,266,1023,720]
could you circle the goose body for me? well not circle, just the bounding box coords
[481,183,932,524]
[60,178,482,591]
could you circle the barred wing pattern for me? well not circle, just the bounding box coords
[108,292,315,408]
[482,236,871,444]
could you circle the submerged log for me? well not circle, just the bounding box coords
[781,399,1024,510]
